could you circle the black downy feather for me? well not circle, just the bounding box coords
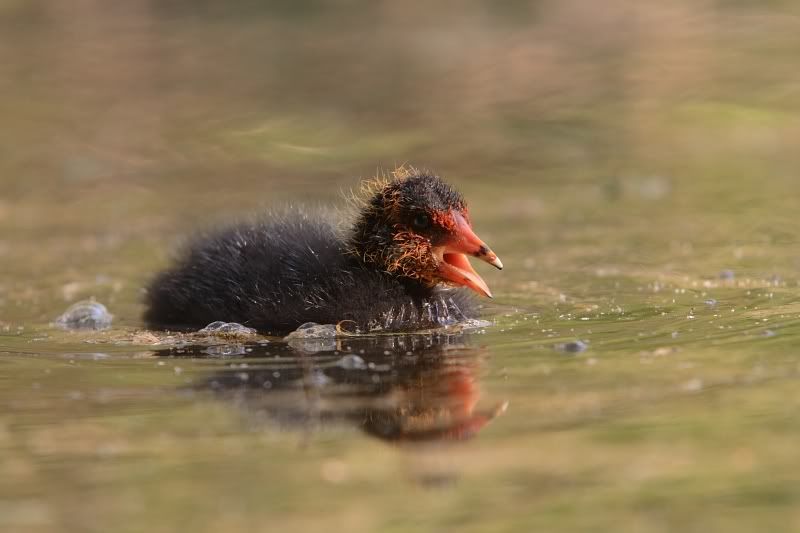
[144,172,477,334]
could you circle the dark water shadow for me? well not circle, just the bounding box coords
[155,332,507,444]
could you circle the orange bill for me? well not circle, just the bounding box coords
[434,211,502,297]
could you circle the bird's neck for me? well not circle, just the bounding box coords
[347,208,386,261]
[347,210,435,298]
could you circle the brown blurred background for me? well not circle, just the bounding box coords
[1,0,798,323]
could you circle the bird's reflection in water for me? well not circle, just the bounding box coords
[160,333,506,444]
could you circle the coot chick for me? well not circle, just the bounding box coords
[144,167,502,334]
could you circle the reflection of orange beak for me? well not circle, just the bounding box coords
[433,211,503,298]
[438,367,508,441]
[396,365,509,443]
[437,400,509,441]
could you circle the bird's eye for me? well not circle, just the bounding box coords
[412,213,430,230]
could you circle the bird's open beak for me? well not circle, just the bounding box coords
[433,211,503,298]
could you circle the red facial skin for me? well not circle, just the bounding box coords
[428,209,502,298]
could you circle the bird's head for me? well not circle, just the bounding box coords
[349,167,502,297]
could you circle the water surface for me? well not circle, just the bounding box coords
[2,1,800,532]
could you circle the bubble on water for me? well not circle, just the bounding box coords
[197,321,257,337]
[204,344,246,357]
[336,354,367,370]
[54,300,113,330]
[290,339,336,353]
[285,322,338,339]
[459,318,492,330]
[283,322,339,352]
[310,370,331,387]
[555,340,588,353]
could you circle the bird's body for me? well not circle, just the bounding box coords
[144,168,501,334]
[144,211,474,333]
